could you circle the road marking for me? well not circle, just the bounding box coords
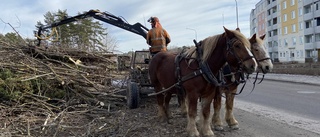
[297,91,317,94]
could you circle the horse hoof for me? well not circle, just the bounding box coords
[214,125,224,131]
[202,135,215,137]
[230,125,239,130]
[158,116,169,123]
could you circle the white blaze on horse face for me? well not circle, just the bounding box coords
[246,47,254,57]
[244,47,257,73]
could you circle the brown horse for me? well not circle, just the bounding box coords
[148,27,257,136]
[212,33,273,131]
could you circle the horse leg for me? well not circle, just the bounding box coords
[164,92,172,119]
[225,88,239,130]
[199,97,215,137]
[156,93,168,122]
[213,89,223,131]
[177,91,187,115]
[185,94,200,137]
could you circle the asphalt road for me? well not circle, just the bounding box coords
[219,79,320,136]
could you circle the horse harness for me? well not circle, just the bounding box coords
[148,37,253,96]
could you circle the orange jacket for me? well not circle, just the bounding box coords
[146,27,170,52]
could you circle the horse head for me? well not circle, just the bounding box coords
[249,34,273,74]
[223,27,257,74]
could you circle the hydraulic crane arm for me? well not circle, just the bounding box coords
[36,9,149,46]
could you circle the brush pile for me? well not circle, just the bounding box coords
[0,42,129,136]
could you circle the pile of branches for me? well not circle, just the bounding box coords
[0,41,128,136]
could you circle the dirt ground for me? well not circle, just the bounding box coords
[1,89,240,137]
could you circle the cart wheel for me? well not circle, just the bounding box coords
[127,81,140,109]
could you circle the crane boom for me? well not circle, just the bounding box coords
[36,9,149,46]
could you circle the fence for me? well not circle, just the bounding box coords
[271,62,320,76]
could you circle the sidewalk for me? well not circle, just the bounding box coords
[255,73,320,86]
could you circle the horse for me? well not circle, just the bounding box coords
[212,33,273,131]
[148,27,257,136]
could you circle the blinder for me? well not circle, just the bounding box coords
[226,37,254,66]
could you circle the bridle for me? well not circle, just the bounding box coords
[226,37,254,68]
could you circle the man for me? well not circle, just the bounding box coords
[146,17,171,57]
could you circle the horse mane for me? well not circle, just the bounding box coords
[184,29,250,63]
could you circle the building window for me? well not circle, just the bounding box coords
[299,8,302,16]
[305,35,313,43]
[283,1,287,9]
[272,6,277,13]
[306,50,312,58]
[284,38,288,46]
[315,33,320,42]
[316,3,319,10]
[291,10,296,19]
[292,37,296,45]
[268,31,272,37]
[299,22,303,30]
[304,5,311,14]
[291,0,295,6]
[292,24,296,32]
[279,39,282,47]
[299,36,303,44]
[278,16,282,23]
[273,17,277,25]
[278,4,281,11]
[305,20,312,28]
[273,29,278,36]
[284,26,288,34]
[278,28,282,35]
[291,52,295,58]
[284,14,287,22]
[268,20,272,26]
[268,41,272,48]
[273,41,278,47]
[316,17,320,26]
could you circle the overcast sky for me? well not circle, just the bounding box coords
[0,0,259,53]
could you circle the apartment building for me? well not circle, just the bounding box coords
[250,0,320,63]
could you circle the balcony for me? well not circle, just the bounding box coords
[268,46,278,52]
[303,12,313,20]
[272,46,278,51]
[315,10,320,18]
[303,0,313,6]
[316,41,320,49]
[316,26,320,33]
[304,43,314,50]
[304,27,314,35]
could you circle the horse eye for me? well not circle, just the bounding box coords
[235,44,240,48]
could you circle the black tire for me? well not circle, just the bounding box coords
[127,80,140,109]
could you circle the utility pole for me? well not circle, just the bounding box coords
[235,0,239,28]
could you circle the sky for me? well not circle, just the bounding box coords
[0,0,259,53]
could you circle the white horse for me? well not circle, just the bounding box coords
[212,33,273,130]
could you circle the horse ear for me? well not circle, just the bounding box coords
[260,34,266,40]
[249,33,257,43]
[236,28,240,32]
[223,27,234,38]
